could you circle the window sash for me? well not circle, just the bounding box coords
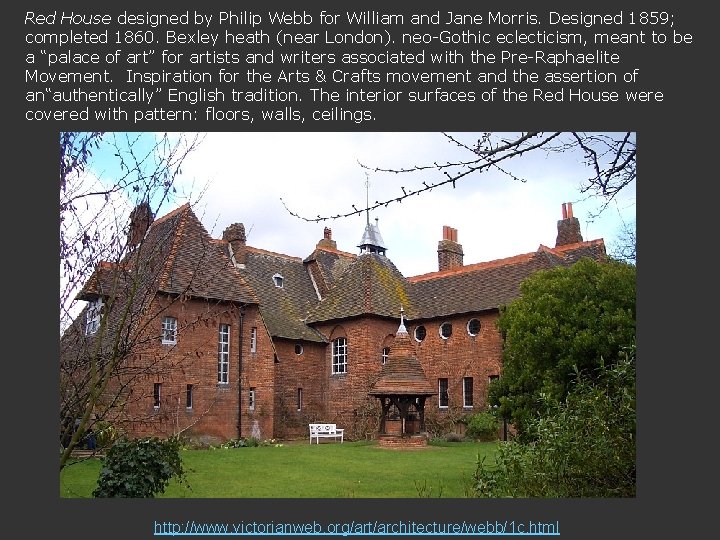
[218,324,230,384]
[439,378,449,408]
[153,383,161,409]
[250,327,257,353]
[463,377,474,407]
[162,316,177,344]
[332,337,347,374]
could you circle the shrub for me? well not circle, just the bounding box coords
[473,348,636,498]
[93,436,189,498]
[465,412,500,441]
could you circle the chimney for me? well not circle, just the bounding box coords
[438,225,464,271]
[223,223,247,266]
[316,226,337,250]
[126,201,154,249]
[555,202,583,246]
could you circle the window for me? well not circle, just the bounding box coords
[382,347,390,365]
[186,384,193,409]
[295,343,304,355]
[467,318,481,336]
[249,387,256,410]
[273,273,284,288]
[414,325,426,342]
[153,383,161,409]
[332,337,347,374]
[162,316,177,344]
[440,322,453,339]
[438,378,449,408]
[85,298,103,335]
[218,324,230,384]
[463,377,474,408]
[250,327,257,353]
[297,388,303,411]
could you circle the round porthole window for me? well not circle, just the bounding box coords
[467,318,481,336]
[414,325,426,342]
[440,322,452,339]
[295,344,303,355]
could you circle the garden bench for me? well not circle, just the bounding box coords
[309,423,344,444]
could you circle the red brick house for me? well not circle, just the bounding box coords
[61,201,606,444]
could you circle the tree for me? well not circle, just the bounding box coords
[281,132,635,222]
[474,345,636,497]
[609,219,637,265]
[489,257,636,440]
[59,132,206,469]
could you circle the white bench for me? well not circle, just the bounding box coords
[309,423,344,444]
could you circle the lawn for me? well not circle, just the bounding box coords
[60,440,497,498]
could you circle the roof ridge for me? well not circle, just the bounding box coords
[244,245,303,262]
[408,252,536,283]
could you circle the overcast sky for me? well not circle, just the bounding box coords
[93,132,637,278]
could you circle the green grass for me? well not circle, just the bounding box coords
[60,440,498,498]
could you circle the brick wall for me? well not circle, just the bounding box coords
[110,297,275,445]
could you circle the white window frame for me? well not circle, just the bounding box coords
[332,337,347,374]
[382,347,390,365]
[297,388,302,411]
[414,325,426,342]
[85,298,104,335]
[162,316,177,344]
[467,318,481,337]
[439,322,453,340]
[272,273,284,288]
[250,327,257,353]
[153,382,162,410]
[438,378,449,409]
[463,377,474,408]
[186,384,193,410]
[218,324,230,384]
[249,388,256,411]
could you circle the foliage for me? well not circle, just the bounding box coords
[219,437,283,448]
[93,436,189,498]
[465,411,500,441]
[490,257,636,440]
[473,348,635,498]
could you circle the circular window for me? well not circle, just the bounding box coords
[440,322,453,339]
[467,318,481,336]
[414,325,426,342]
[295,344,303,355]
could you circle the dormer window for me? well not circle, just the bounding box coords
[272,273,284,288]
[85,297,104,335]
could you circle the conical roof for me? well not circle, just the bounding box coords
[368,317,435,396]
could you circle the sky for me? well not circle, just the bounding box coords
[86,132,636,279]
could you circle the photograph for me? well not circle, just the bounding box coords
[59,132,636,501]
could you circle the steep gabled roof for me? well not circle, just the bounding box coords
[235,246,327,342]
[306,253,416,324]
[149,204,258,303]
[78,204,258,305]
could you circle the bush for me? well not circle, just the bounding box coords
[473,348,636,498]
[465,412,500,441]
[93,436,189,498]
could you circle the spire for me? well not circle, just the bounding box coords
[357,177,388,255]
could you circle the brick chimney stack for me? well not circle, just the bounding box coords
[555,202,583,246]
[126,201,154,249]
[317,226,337,250]
[438,225,464,271]
[223,223,247,266]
